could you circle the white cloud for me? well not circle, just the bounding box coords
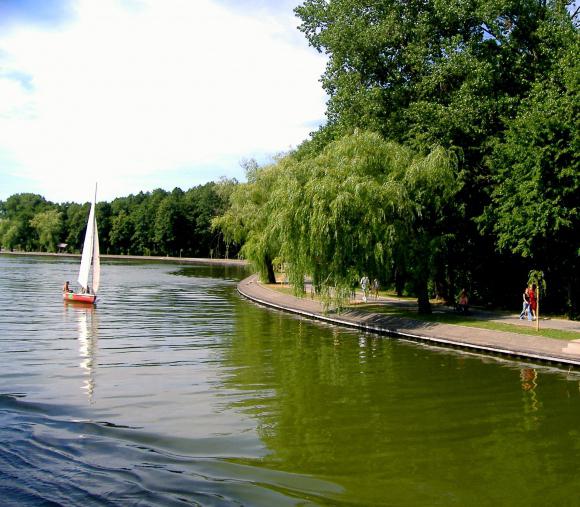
[0,0,327,202]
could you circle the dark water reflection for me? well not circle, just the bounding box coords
[1,255,580,506]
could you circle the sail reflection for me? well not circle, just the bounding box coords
[68,305,99,403]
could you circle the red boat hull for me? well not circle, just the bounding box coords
[63,292,97,304]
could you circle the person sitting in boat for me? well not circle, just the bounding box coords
[63,280,72,293]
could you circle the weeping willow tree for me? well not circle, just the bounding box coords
[213,131,459,312]
[269,131,459,313]
[212,161,281,283]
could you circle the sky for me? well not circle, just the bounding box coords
[0,0,327,203]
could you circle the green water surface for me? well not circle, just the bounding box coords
[227,300,580,505]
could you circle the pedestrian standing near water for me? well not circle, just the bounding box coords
[360,275,369,303]
[372,278,380,299]
[519,287,530,319]
[457,289,469,314]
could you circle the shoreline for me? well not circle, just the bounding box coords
[0,250,249,267]
[237,274,580,370]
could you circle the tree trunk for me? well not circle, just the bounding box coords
[416,278,432,314]
[264,254,277,284]
[395,268,405,297]
[536,288,540,331]
[568,278,579,320]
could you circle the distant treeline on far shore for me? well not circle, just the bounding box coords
[0,181,239,260]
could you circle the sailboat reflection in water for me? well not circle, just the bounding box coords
[64,184,100,304]
[76,306,99,404]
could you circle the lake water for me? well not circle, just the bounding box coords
[1,255,580,506]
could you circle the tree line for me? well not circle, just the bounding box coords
[214,0,579,318]
[0,182,235,259]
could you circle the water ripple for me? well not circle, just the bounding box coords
[0,394,338,506]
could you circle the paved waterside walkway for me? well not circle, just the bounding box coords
[238,275,580,369]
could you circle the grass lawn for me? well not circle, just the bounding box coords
[264,282,579,342]
[356,304,580,341]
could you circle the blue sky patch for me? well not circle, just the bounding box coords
[0,0,74,29]
[1,70,35,91]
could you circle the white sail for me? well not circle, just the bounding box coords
[92,220,100,293]
[77,187,99,293]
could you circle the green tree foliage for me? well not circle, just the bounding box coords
[291,0,578,317]
[29,209,63,252]
[128,190,164,255]
[184,182,231,257]
[213,132,458,312]
[295,0,574,153]
[95,201,113,254]
[109,210,134,255]
[0,193,51,251]
[272,131,459,312]
[62,202,91,252]
[0,219,20,251]
[154,190,185,256]
[212,160,281,283]
[484,29,579,317]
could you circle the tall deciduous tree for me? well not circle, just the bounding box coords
[184,182,231,257]
[63,202,91,252]
[109,210,134,255]
[29,209,63,252]
[0,219,19,251]
[0,193,49,251]
[295,0,575,152]
[484,30,579,317]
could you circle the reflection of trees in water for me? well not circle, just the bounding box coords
[172,264,250,282]
[221,299,580,503]
[225,301,401,472]
[223,300,437,501]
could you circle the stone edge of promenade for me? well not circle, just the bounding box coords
[237,274,580,370]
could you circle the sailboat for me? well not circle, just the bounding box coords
[64,186,101,304]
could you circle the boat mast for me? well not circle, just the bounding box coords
[90,183,100,294]
[78,183,98,293]
[91,183,97,290]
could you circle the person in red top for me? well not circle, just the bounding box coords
[457,289,469,314]
[528,284,537,320]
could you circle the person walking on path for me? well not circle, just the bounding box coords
[457,289,469,314]
[371,278,380,300]
[519,287,530,319]
[360,275,369,303]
